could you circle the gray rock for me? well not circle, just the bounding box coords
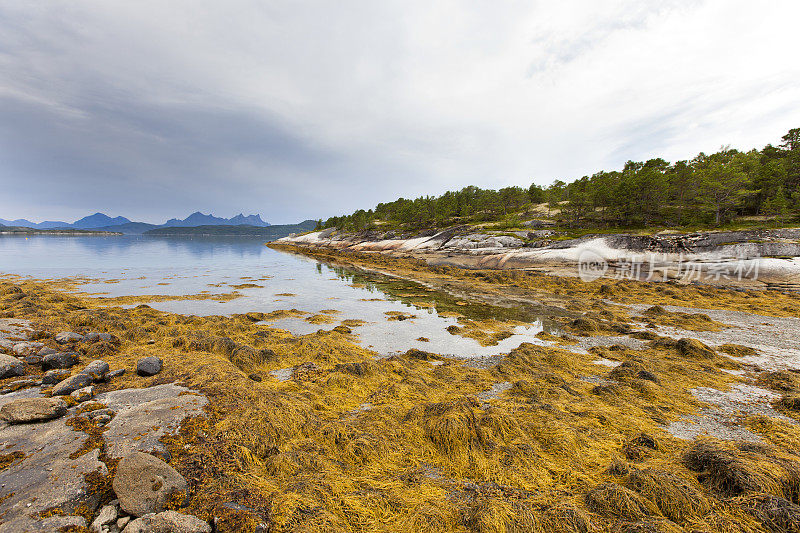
[0,393,107,530]
[98,384,208,459]
[91,503,118,532]
[37,346,57,357]
[71,386,94,403]
[121,511,210,533]
[117,516,131,530]
[23,354,41,365]
[82,359,110,381]
[107,368,126,379]
[41,351,80,371]
[12,342,43,355]
[5,378,37,390]
[84,332,112,344]
[55,331,84,343]
[0,353,25,378]
[0,397,67,423]
[112,452,188,517]
[42,368,71,385]
[136,356,163,377]
[52,373,93,396]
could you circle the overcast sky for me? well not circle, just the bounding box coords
[1,1,799,224]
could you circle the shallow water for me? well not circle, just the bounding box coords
[0,235,561,357]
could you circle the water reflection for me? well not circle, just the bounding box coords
[1,235,564,357]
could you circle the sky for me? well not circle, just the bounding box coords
[1,1,799,225]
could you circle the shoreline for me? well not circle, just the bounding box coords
[3,262,800,531]
[276,226,800,290]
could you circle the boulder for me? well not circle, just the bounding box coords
[41,351,80,371]
[82,359,110,381]
[0,353,24,379]
[55,331,84,343]
[42,368,71,385]
[136,356,163,377]
[0,397,67,423]
[112,452,188,516]
[84,332,112,344]
[121,510,211,533]
[71,386,94,403]
[37,346,57,357]
[52,373,93,396]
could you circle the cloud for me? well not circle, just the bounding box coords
[0,0,798,223]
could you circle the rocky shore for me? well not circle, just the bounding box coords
[1,320,209,532]
[3,269,800,532]
[277,227,800,290]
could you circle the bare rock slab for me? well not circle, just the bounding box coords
[0,390,107,530]
[113,452,188,517]
[98,383,208,459]
[122,510,211,533]
[0,397,67,423]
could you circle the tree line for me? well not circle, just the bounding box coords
[317,128,800,231]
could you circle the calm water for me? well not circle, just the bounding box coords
[0,235,560,357]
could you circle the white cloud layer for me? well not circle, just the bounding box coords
[1,0,798,223]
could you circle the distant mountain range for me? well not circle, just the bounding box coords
[0,211,272,234]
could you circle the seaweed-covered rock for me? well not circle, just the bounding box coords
[676,338,716,359]
[51,373,93,396]
[81,359,110,381]
[42,368,71,385]
[41,351,80,371]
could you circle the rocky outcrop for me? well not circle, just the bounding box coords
[277,227,800,288]
[113,452,188,516]
[0,389,108,533]
[0,383,208,531]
